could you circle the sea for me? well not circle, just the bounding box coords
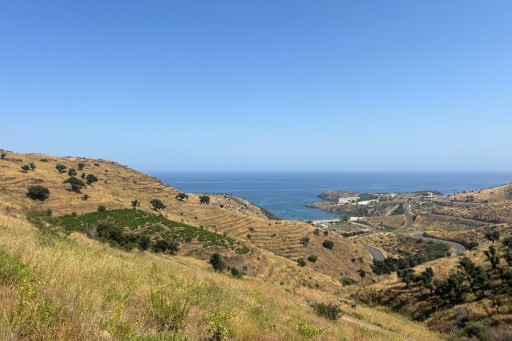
[149,171,512,221]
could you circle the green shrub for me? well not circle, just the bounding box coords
[82,194,89,200]
[297,258,306,267]
[150,199,166,211]
[230,267,243,278]
[56,164,67,173]
[208,310,234,341]
[0,152,6,159]
[21,164,30,172]
[86,174,98,185]
[340,276,355,286]
[68,168,77,176]
[98,205,106,212]
[29,162,36,170]
[27,185,50,200]
[63,176,86,193]
[307,255,318,263]
[312,302,341,320]
[139,235,151,250]
[235,246,249,254]
[322,240,334,249]
[210,253,225,272]
[295,318,322,338]
[199,195,210,204]
[300,236,309,246]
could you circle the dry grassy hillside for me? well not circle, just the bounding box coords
[0,150,369,281]
[0,209,443,341]
[432,183,512,224]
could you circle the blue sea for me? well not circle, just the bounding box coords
[149,172,512,221]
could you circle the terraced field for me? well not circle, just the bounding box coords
[0,151,370,280]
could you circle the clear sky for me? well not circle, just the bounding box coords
[1,1,511,171]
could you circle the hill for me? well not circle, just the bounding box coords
[0,150,443,340]
[0,150,369,285]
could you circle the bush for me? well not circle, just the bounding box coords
[231,267,243,278]
[175,193,188,201]
[235,246,249,254]
[199,195,210,204]
[139,235,151,250]
[297,258,306,267]
[98,205,106,212]
[307,255,318,263]
[63,176,86,193]
[313,229,320,235]
[27,185,50,200]
[295,318,322,338]
[340,276,355,286]
[77,162,85,170]
[29,162,36,170]
[68,168,77,176]
[300,236,309,246]
[56,164,67,173]
[82,194,89,200]
[154,239,179,254]
[21,164,30,172]
[86,174,98,185]
[150,199,166,211]
[209,253,225,272]
[0,152,6,159]
[312,302,341,320]
[322,240,334,249]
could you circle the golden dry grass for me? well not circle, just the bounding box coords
[0,210,442,340]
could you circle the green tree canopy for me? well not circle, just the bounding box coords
[27,185,50,200]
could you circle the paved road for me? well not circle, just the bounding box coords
[364,245,386,261]
[396,204,414,232]
[411,233,466,256]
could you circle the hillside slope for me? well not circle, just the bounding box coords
[0,210,441,340]
[0,150,369,282]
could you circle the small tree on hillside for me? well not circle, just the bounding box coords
[199,195,210,204]
[77,162,85,170]
[68,168,77,176]
[322,240,334,250]
[56,164,67,173]
[484,246,500,271]
[485,231,500,244]
[139,235,151,251]
[29,162,36,170]
[210,253,225,272]
[0,152,6,159]
[358,269,366,281]
[131,199,140,208]
[86,174,98,185]
[150,199,166,211]
[21,164,30,172]
[176,193,189,201]
[27,186,50,200]
[63,176,86,193]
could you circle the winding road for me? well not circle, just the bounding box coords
[410,233,465,256]
[364,245,386,261]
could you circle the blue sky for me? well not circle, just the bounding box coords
[1,1,511,171]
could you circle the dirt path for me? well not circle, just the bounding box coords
[341,315,414,341]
